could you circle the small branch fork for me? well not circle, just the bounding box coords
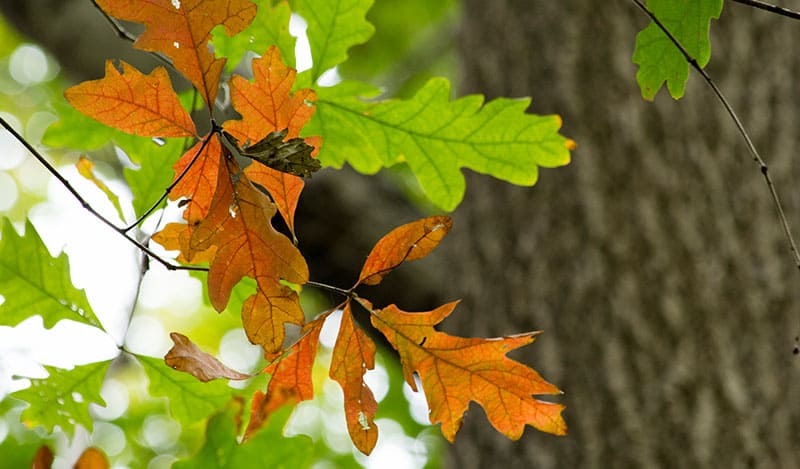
[730,0,800,20]
[0,117,207,273]
[0,116,350,300]
[631,0,800,273]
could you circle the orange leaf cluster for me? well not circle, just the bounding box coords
[65,0,567,457]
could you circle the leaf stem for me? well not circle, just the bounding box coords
[123,132,214,232]
[0,117,207,273]
[730,0,800,20]
[631,0,800,273]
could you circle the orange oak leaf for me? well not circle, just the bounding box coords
[245,315,326,440]
[31,445,53,469]
[366,299,567,442]
[244,163,303,240]
[64,61,196,138]
[357,216,453,286]
[225,47,318,144]
[224,46,321,234]
[224,47,321,234]
[95,0,256,106]
[151,221,216,265]
[330,301,379,454]
[169,136,221,223]
[74,447,109,469]
[164,332,251,382]
[188,148,308,352]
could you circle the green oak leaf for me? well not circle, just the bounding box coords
[307,78,574,211]
[173,405,313,469]
[11,360,111,438]
[212,1,296,71]
[138,355,232,426]
[0,219,104,330]
[292,0,375,82]
[632,0,723,100]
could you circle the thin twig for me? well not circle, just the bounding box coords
[731,0,800,20]
[0,117,208,273]
[123,132,214,232]
[305,280,354,298]
[631,0,800,272]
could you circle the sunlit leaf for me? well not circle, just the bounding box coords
[76,156,125,221]
[309,78,574,211]
[330,301,378,454]
[95,0,257,106]
[0,219,103,330]
[357,216,452,286]
[367,300,566,442]
[64,61,197,138]
[12,361,111,438]
[157,149,308,353]
[292,0,375,82]
[224,47,321,234]
[244,315,325,440]
[632,0,723,100]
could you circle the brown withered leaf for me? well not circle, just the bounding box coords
[165,332,251,382]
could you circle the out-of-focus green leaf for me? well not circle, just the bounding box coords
[0,218,103,330]
[0,437,43,468]
[307,78,574,211]
[138,355,232,426]
[42,96,117,151]
[11,360,111,438]
[632,0,723,100]
[212,1,296,71]
[174,405,313,469]
[340,0,456,79]
[121,137,185,218]
[291,0,375,82]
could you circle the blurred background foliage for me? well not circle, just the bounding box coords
[0,0,459,466]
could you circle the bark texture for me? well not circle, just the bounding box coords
[444,1,800,467]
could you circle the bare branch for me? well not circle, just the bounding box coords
[631,0,800,272]
[0,117,208,273]
[123,132,214,232]
[731,0,800,20]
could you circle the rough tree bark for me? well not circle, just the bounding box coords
[444,1,800,467]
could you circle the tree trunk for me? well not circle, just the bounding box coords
[445,1,800,467]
